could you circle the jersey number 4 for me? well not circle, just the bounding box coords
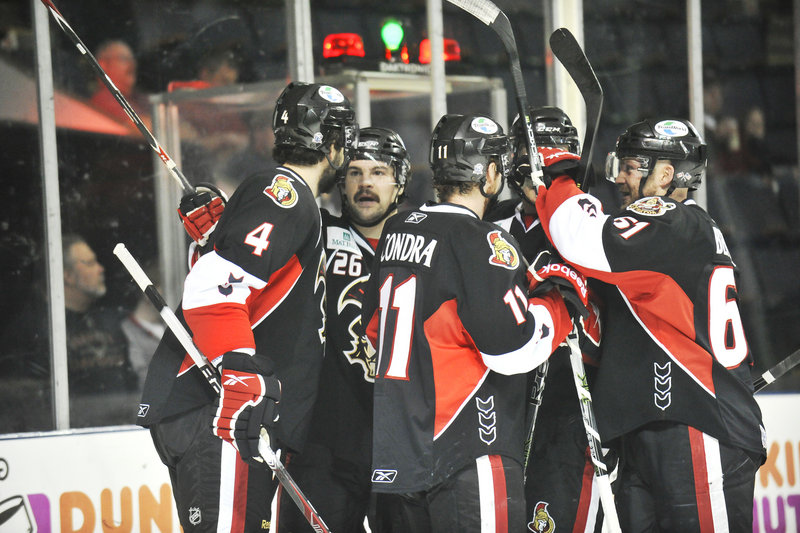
[245,222,274,256]
[376,274,416,380]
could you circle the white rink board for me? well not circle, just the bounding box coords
[0,395,798,532]
[754,394,800,533]
[0,426,179,532]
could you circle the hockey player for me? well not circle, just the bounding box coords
[535,118,766,531]
[275,127,411,532]
[488,107,605,532]
[361,113,588,531]
[137,81,358,532]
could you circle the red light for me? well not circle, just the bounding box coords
[323,33,365,59]
[419,38,462,64]
[401,44,410,64]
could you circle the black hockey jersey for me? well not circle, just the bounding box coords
[537,177,766,457]
[138,166,326,453]
[304,210,377,471]
[362,202,572,493]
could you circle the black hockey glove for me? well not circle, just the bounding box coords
[537,146,581,184]
[178,187,226,247]
[527,250,590,321]
[213,351,281,468]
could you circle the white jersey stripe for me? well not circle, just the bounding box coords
[703,432,730,532]
[217,441,238,532]
[476,455,496,533]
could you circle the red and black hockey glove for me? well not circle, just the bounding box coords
[178,188,225,247]
[528,250,590,321]
[213,351,281,467]
[537,146,581,184]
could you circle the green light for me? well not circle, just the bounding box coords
[381,19,404,51]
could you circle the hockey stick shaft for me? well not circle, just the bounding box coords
[39,0,195,196]
[113,243,333,533]
[445,0,545,187]
[565,326,622,533]
[522,359,548,483]
[754,346,800,392]
[549,28,603,190]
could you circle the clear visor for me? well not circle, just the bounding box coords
[605,152,651,182]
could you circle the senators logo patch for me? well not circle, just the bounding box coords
[263,174,298,208]
[627,196,676,216]
[528,501,556,533]
[487,230,519,270]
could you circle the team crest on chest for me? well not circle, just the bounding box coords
[627,196,676,217]
[487,230,519,270]
[263,174,298,208]
[528,502,556,533]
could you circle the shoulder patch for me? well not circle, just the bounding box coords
[263,174,298,208]
[627,197,676,217]
[487,230,519,270]
[326,226,361,255]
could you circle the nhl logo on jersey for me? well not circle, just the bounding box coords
[263,174,298,208]
[188,507,202,526]
[487,230,519,270]
[527,501,556,533]
[627,196,676,217]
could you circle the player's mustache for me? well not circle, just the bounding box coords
[355,191,379,202]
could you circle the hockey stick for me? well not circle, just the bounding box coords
[549,28,603,190]
[445,0,545,188]
[754,346,800,392]
[39,0,194,197]
[565,325,622,533]
[522,359,548,483]
[113,243,333,533]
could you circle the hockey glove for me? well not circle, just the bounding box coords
[537,146,581,184]
[528,250,590,321]
[178,188,225,247]
[213,351,281,467]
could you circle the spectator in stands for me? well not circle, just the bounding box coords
[221,110,274,191]
[89,40,151,130]
[61,234,138,426]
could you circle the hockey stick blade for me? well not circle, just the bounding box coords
[39,0,194,196]
[446,0,545,186]
[754,346,800,392]
[113,243,332,533]
[549,28,603,190]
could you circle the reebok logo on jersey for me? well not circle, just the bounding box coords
[137,404,150,417]
[380,232,437,267]
[487,230,519,270]
[371,469,397,483]
[263,174,298,208]
[405,212,427,224]
[627,196,676,217]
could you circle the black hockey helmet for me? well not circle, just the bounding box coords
[272,82,359,158]
[512,106,581,154]
[430,113,511,188]
[347,127,411,188]
[608,118,707,190]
